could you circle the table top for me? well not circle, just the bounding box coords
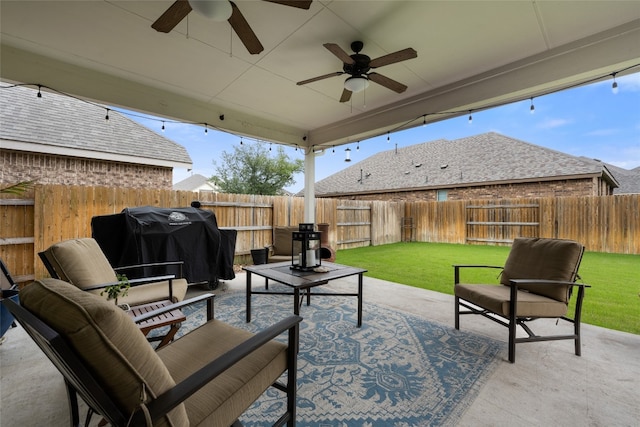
[128,299,186,333]
[243,261,366,288]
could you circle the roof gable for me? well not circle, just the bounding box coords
[0,83,191,168]
[315,132,614,196]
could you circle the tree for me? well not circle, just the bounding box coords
[211,144,303,195]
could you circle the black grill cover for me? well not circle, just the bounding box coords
[91,206,236,288]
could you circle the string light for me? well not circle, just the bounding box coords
[3,61,637,156]
[530,98,535,114]
[269,143,272,151]
[332,145,335,154]
[422,115,426,127]
[345,147,351,162]
[204,123,208,134]
[356,141,360,151]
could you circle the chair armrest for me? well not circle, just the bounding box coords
[509,279,591,288]
[453,265,503,284]
[115,261,184,279]
[137,315,303,424]
[81,275,176,293]
[131,293,215,323]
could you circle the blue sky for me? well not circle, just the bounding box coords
[127,72,640,193]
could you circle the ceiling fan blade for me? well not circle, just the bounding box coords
[323,43,355,65]
[151,0,192,33]
[297,72,344,86]
[262,0,312,9]
[369,48,417,68]
[339,88,352,103]
[228,1,264,54]
[368,72,408,93]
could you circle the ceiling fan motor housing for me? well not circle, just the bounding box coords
[344,54,371,76]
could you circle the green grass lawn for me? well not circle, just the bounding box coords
[335,242,640,335]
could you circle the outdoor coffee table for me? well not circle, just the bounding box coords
[128,299,186,348]
[243,261,367,327]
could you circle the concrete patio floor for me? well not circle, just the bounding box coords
[1,272,639,426]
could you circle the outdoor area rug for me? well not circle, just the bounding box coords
[177,288,505,426]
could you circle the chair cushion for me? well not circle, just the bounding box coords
[20,278,189,427]
[44,238,118,288]
[158,320,288,427]
[455,283,569,318]
[500,238,583,303]
[272,226,298,256]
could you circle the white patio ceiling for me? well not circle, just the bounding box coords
[1,1,639,152]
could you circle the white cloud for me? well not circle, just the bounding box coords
[584,128,619,137]
[537,118,571,129]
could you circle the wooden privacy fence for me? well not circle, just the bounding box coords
[1,185,638,284]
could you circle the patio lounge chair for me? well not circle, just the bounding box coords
[454,237,589,363]
[3,278,301,427]
[39,238,188,306]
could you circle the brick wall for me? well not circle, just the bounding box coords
[1,150,173,189]
[329,178,599,202]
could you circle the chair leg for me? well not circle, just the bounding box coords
[64,380,81,427]
[574,285,586,356]
[508,285,517,363]
[454,296,460,330]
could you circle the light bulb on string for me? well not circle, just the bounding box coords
[105,108,110,121]
[356,141,360,151]
[422,115,426,127]
[37,85,42,98]
[240,136,243,145]
[387,132,390,143]
[161,121,165,132]
[612,73,619,94]
[530,98,535,114]
[204,124,208,134]
[332,146,335,154]
[269,143,272,152]
[468,111,473,124]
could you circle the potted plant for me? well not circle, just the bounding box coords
[101,273,130,310]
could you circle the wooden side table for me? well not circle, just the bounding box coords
[128,300,186,349]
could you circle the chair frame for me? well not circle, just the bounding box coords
[454,244,590,363]
[3,294,301,427]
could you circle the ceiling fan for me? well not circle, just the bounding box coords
[297,41,417,102]
[151,0,312,55]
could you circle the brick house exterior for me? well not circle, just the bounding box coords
[313,133,621,201]
[0,83,191,189]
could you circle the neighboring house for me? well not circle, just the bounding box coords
[597,163,640,195]
[0,83,192,189]
[314,132,621,201]
[173,174,218,192]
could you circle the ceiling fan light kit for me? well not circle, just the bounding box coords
[188,0,232,22]
[344,76,369,93]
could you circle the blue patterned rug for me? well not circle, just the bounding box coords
[175,287,504,426]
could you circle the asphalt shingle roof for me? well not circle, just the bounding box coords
[315,132,618,196]
[0,83,191,166]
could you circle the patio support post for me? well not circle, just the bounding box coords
[303,148,316,223]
